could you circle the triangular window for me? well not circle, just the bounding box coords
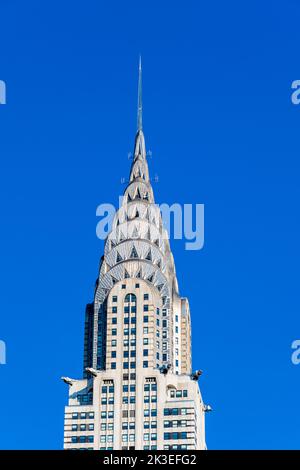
[130,246,138,258]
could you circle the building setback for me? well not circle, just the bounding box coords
[62,59,207,450]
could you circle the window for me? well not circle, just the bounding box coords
[151,383,157,391]
[143,361,149,368]
[135,283,140,288]
[130,339,136,346]
[143,327,149,334]
[143,305,149,312]
[131,306,136,313]
[144,433,150,441]
[131,317,136,324]
[123,397,129,404]
[122,284,126,289]
[151,421,157,429]
[130,373,136,381]
[101,423,106,431]
[72,413,78,419]
[144,294,149,300]
[175,326,179,334]
[88,436,94,443]
[80,424,86,431]
[144,421,150,429]
[144,384,150,392]
[122,435,128,442]
[129,410,135,417]
[123,385,128,392]
[124,329,129,336]
[100,436,106,443]
[107,435,113,443]
[129,434,135,442]
[112,317,117,324]
[111,340,117,347]
[112,329,117,336]
[163,320,167,328]
[129,422,135,429]
[131,328,136,335]
[122,422,128,430]
[112,307,117,314]
[108,411,114,419]
[151,396,157,403]
[156,308,160,315]
[151,434,157,441]
[123,374,129,381]
[108,397,114,404]
[143,349,148,356]
[130,350,136,357]
[130,362,136,369]
[130,385,135,392]
[108,423,114,430]
[101,398,107,405]
[111,351,116,358]
[156,319,160,326]
[151,409,157,417]
[101,412,107,419]
[112,296,117,302]
[143,316,149,323]
[143,338,149,345]
[111,362,116,369]
[71,436,77,443]
[163,353,167,361]
[123,362,129,369]
[175,315,178,322]
[122,410,128,418]
[183,390,188,398]
[80,413,86,419]
[144,409,150,417]
[156,352,159,360]
[71,424,77,431]
[124,306,130,314]
[123,351,129,358]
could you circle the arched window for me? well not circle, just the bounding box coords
[125,293,136,303]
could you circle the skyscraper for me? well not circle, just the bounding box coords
[62,59,207,451]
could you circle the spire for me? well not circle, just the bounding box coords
[137,55,143,132]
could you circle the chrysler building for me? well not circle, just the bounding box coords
[62,59,207,450]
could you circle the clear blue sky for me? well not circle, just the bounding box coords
[0,0,300,450]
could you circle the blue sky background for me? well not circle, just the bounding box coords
[0,0,300,450]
